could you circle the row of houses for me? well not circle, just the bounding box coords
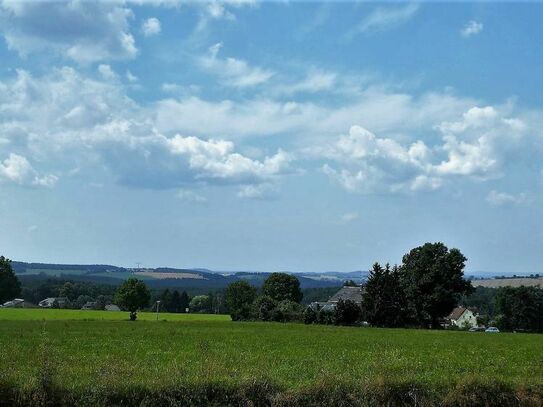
[310,285,479,329]
[38,297,121,311]
[0,297,120,311]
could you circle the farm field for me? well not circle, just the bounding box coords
[0,308,542,406]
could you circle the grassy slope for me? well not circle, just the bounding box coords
[1,309,542,394]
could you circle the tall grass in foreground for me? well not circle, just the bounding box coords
[0,309,542,405]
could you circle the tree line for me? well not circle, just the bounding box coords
[2,248,543,331]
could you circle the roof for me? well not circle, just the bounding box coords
[448,306,468,321]
[328,286,364,304]
[309,302,336,312]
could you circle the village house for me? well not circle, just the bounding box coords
[38,297,68,308]
[448,306,478,328]
[81,301,98,310]
[1,298,24,308]
[310,285,364,311]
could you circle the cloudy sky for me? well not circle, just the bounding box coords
[1,1,542,273]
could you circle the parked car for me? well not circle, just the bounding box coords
[485,327,500,333]
[468,327,485,332]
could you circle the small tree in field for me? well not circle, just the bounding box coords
[114,278,150,321]
[0,256,21,304]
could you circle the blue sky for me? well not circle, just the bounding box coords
[1,1,542,273]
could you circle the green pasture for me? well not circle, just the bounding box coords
[0,308,542,396]
[0,308,229,321]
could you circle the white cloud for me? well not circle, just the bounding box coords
[142,17,161,37]
[0,68,292,190]
[27,225,38,232]
[237,183,279,200]
[177,189,207,203]
[0,2,138,63]
[206,2,235,20]
[486,190,529,207]
[346,4,419,39]
[0,153,57,187]
[98,64,117,80]
[318,104,530,194]
[0,66,538,198]
[276,70,337,95]
[161,83,200,96]
[126,70,138,83]
[198,43,274,87]
[461,20,483,38]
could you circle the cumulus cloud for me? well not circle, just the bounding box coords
[98,64,117,80]
[0,67,292,190]
[198,43,274,87]
[486,190,529,207]
[0,66,537,197]
[142,17,161,36]
[461,20,483,38]
[0,1,138,63]
[318,125,434,193]
[237,183,279,200]
[0,153,57,187]
[318,105,530,194]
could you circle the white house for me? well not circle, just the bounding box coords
[38,297,68,308]
[1,298,24,308]
[448,306,478,328]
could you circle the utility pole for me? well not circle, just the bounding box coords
[156,300,161,321]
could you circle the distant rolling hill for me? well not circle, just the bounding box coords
[472,277,543,288]
[11,261,357,290]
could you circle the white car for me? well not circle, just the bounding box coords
[485,327,500,333]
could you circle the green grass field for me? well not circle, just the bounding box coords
[1,308,542,406]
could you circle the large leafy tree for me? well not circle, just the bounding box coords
[262,273,302,303]
[0,256,21,304]
[361,263,408,327]
[225,280,256,321]
[400,242,473,328]
[495,286,543,332]
[114,278,150,321]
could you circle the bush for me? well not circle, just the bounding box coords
[303,306,317,324]
[253,295,277,321]
[189,295,212,313]
[334,299,361,326]
[271,300,303,322]
[316,308,335,325]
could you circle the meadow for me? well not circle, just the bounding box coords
[0,308,542,406]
